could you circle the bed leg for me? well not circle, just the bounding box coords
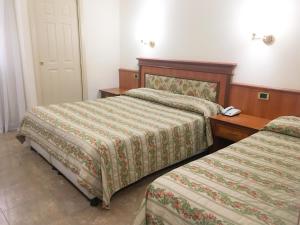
[90,197,100,207]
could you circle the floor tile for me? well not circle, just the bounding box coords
[0,131,173,225]
[0,209,9,225]
[0,179,52,211]
[3,198,65,225]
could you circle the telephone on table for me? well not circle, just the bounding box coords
[221,106,241,117]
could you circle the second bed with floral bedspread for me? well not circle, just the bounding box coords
[17,88,221,207]
[134,116,300,225]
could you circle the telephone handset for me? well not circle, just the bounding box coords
[221,106,241,117]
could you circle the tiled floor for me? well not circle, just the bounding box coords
[0,132,167,225]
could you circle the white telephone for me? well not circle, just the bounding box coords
[221,106,241,117]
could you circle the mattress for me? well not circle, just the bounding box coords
[17,88,221,207]
[134,116,300,225]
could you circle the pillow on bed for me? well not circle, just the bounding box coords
[263,116,300,138]
[125,88,223,117]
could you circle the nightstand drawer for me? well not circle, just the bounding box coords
[101,91,119,98]
[209,114,270,153]
[99,88,129,98]
[213,123,256,142]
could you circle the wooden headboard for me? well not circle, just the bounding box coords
[138,58,237,106]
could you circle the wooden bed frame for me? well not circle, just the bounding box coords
[138,58,237,106]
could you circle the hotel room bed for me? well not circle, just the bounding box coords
[133,116,300,225]
[17,88,222,207]
[17,58,236,207]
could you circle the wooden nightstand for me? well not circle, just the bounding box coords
[209,114,271,152]
[100,88,129,98]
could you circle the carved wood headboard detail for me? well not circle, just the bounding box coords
[138,58,237,106]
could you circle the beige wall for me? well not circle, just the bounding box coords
[16,0,300,107]
[120,0,300,90]
[80,0,120,99]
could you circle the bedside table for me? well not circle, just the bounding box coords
[100,88,129,98]
[209,114,271,151]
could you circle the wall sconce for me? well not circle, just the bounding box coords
[252,33,275,45]
[141,40,156,48]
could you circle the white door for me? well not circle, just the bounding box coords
[31,0,83,105]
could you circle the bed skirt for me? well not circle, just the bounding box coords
[28,138,97,201]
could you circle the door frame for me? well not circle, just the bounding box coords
[28,0,88,105]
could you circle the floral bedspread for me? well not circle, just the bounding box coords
[17,89,221,207]
[134,130,300,225]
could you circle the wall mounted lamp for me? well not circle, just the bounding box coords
[252,33,275,45]
[141,40,156,48]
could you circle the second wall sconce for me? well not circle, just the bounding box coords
[141,40,156,48]
[252,33,275,45]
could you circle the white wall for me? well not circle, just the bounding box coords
[80,0,120,99]
[120,0,300,90]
